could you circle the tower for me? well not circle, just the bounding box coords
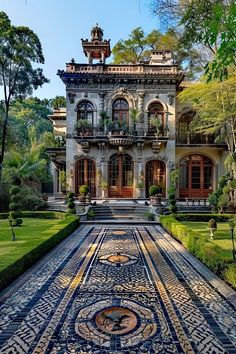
[81,23,111,64]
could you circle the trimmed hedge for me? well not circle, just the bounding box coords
[160,215,235,289]
[176,213,235,222]
[0,211,67,220]
[0,215,80,291]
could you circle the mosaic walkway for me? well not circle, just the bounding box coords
[0,225,236,353]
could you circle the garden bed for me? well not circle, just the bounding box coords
[0,213,80,291]
[160,215,236,290]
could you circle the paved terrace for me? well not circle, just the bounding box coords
[0,224,236,353]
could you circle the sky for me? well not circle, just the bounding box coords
[0,0,160,99]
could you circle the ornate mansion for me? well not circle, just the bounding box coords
[48,25,227,199]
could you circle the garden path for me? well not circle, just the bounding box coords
[0,225,236,353]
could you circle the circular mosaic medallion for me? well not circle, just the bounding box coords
[95,306,138,335]
[112,230,127,235]
[74,298,159,349]
[99,253,137,267]
[107,254,130,264]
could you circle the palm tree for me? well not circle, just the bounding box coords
[3,145,50,186]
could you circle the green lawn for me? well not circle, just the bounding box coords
[0,217,74,272]
[181,221,234,262]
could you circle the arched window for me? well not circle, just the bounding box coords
[179,154,213,198]
[112,99,129,130]
[148,102,164,136]
[77,101,94,125]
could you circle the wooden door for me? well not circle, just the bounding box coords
[179,155,213,198]
[75,159,96,197]
[146,160,166,197]
[108,154,133,198]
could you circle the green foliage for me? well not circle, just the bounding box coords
[224,264,236,289]
[179,77,236,157]
[0,11,49,188]
[168,170,178,215]
[87,209,95,218]
[9,185,22,213]
[176,214,235,222]
[79,184,89,195]
[50,96,66,109]
[145,211,154,221]
[74,119,92,133]
[149,116,162,135]
[67,191,76,214]
[3,144,51,186]
[151,1,236,80]
[149,185,160,196]
[160,216,231,277]
[0,215,79,291]
[112,26,202,78]
[10,186,21,195]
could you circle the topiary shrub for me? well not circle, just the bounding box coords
[79,185,89,195]
[149,185,160,196]
[67,191,76,214]
[9,185,22,227]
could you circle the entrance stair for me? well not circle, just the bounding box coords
[88,204,151,222]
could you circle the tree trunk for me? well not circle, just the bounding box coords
[0,107,9,191]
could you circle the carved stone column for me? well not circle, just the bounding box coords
[137,90,145,122]
[98,92,106,112]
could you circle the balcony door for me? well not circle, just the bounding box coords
[108,154,133,198]
[179,154,213,198]
[146,160,166,197]
[75,158,96,197]
[112,99,129,131]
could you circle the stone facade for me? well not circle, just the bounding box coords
[49,26,227,199]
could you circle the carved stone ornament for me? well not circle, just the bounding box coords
[68,92,76,104]
[167,93,175,105]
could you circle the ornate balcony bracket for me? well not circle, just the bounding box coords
[152,141,162,153]
[80,141,90,153]
[108,135,134,146]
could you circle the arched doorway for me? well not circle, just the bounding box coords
[145,160,166,197]
[179,154,213,198]
[108,154,133,198]
[75,158,96,197]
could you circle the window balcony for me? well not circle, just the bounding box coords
[176,133,227,147]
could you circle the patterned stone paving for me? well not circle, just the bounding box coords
[0,225,236,353]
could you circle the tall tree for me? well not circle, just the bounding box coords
[50,95,66,109]
[112,26,204,78]
[179,75,236,173]
[150,0,236,80]
[0,11,48,189]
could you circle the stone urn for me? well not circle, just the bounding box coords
[207,219,217,240]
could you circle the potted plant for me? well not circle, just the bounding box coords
[207,219,217,240]
[136,180,144,198]
[149,115,162,137]
[100,181,108,198]
[129,108,141,134]
[79,184,89,203]
[67,191,76,214]
[149,185,162,205]
[74,119,92,135]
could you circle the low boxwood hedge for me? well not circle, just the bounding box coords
[0,211,67,220]
[0,215,80,291]
[160,215,235,289]
[176,213,235,222]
